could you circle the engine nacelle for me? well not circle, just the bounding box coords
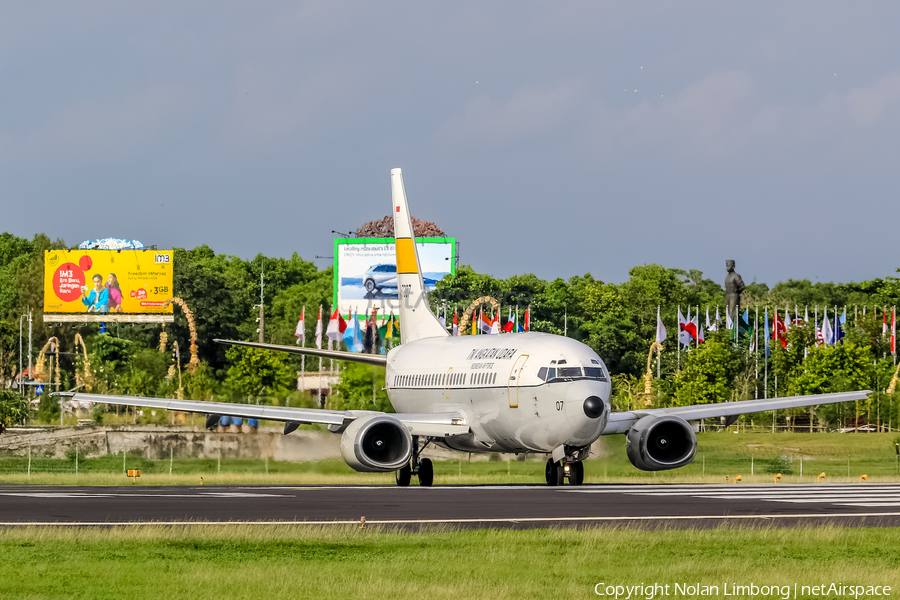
[339,415,413,473]
[625,414,697,471]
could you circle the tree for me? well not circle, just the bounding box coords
[224,346,295,401]
[0,390,28,433]
[673,332,745,406]
[332,363,392,412]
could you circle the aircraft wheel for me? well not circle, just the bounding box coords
[418,458,434,487]
[396,462,412,487]
[568,461,584,485]
[545,458,564,486]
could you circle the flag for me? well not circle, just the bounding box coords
[834,308,844,345]
[764,307,771,358]
[773,308,787,348]
[452,310,459,336]
[748,310,757,353]
[489,309,500,335]
[822,312,833,346]
[725,309,733,330]
[892,307,896,356]
[784,307,792,329]
[655,305,667,344]
[705,307,711,331]
[709,306,719,332]
[503,307,515,333]
[439,308,446,328]
[678,308,695,347]
[524,306,530,332]
[343,310,364,352]
[294,306,305,346]
[883,308,889,338]
[314,306,323,350]
[326,309,347,342]
[698,324,705,343]
[471,310,478,335]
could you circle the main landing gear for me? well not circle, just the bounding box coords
[545,458,584,486]
[396,436,434,487]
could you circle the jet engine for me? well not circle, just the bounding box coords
[339,415,413,472]
[625,414,697,471]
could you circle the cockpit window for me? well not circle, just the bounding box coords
[584,367,608,381]
[558,367,581,378]
[537,367,548,381]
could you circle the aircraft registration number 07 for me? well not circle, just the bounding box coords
[556,401,564,411]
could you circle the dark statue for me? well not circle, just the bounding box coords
[724,260,745,320]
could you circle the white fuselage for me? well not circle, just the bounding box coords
[385,332,612,454]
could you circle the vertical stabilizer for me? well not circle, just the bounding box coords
[391,168,449,343]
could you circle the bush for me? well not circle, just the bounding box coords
[0,390,29,433]
[765,456,793,475]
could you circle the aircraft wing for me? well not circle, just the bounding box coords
[60,392,469,437]
[214,339,387,366]
[602,390,871,435]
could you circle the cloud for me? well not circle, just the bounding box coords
[438,80,585,144]
[0,85,193,165]
[845,72,900,126]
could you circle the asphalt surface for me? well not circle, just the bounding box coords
[1,483,899,529]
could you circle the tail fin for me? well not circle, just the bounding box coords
[391,168,449,343]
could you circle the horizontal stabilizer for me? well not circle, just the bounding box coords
[215,339,387,366]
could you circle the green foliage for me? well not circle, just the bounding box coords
[332,363,393,412]
[224,346,295,401]
[0,390,28,430]
[673,332,747,405]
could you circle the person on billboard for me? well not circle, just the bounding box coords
[81,274,109,313]
[106,273,123,313]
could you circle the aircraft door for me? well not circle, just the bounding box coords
[507,354,529,408]
[443,367,454,400]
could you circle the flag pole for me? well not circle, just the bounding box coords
[677,304,681,371]
[764,306,768,401]
[754,304,759,399]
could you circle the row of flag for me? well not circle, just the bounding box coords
[655,305,897,358]
[293,305,533,353]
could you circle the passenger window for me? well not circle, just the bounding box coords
[537,367,548,381]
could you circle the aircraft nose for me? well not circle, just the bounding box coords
[583,396,605,419]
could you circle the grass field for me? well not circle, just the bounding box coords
[0,524,898,599]
[1,431,899,486]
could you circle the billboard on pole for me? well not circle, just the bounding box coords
[43,249,174,322]
[334,238,455,316]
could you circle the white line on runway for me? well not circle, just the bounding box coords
[0,492,291,498]
[2,511,900,527]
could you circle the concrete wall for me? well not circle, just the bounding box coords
[0,425,341,461]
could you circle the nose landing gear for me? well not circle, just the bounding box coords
[395,436,434,487]
[545,458,584,486]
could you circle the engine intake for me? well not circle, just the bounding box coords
[625,414,697,471]
[340,415,413,472]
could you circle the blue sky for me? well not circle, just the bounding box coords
[3,3,899,286]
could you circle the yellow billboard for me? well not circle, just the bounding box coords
[43,250,174,315]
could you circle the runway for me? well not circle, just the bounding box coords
[1,483,899,529]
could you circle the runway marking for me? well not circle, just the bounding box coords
[561,483,900,506]
[0,492,291,499]
[2,512,900,527]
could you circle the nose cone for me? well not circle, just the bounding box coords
[563,380,609,445]
[583,396,605,419]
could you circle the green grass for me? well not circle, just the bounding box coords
[0,524,898,599]
[2,432,899,486]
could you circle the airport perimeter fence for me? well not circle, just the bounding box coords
[2,448,900,480]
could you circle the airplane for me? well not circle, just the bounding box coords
[58,168,871,487]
